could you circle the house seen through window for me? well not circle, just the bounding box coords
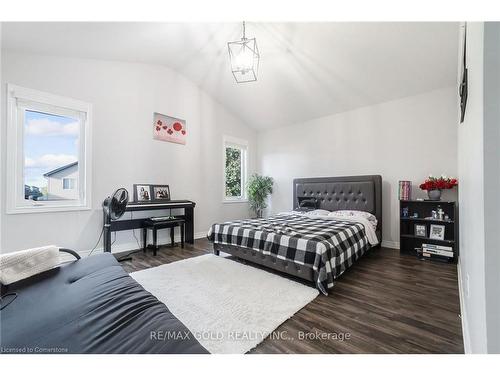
[7,84,91,213]
[24,110,80,201]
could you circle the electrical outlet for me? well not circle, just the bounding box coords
[466,273,470,298]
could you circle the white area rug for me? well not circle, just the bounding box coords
[130,254,319,354]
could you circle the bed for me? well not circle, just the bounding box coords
[208,175,382,294]
[0,252,208,354]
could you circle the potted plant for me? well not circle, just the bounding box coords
[419,175,458,200]
[247,174,274,218]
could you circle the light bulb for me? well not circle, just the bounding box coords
[234,45,254,73]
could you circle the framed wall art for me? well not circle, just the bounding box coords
[429,224,445,241]
[414,224,427,238]
[153,112,187,145]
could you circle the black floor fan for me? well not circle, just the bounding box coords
[102,188,132,262]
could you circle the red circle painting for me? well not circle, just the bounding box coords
[173,122,183,132]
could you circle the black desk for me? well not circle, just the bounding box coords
[103,200,196,253]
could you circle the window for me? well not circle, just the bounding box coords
[223,136,248,202]
[6,84,92,213]
[63,178,76,190]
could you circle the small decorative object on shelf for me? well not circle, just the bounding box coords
[400,200,458,263]
[398,180,412,200]
[428,189,441,201]
[402,207,409,217]
[431,210,438,219]
[429,224,445,240]
[437,206,444,220]
[414,224,427,237]
[419,175,458,201]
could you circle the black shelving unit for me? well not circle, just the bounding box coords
[399,200,458,263]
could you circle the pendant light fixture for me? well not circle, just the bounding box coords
[227,21,260,83]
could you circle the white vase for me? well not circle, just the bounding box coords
[427,189,442,200]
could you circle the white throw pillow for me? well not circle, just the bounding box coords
[0,246,60,285]
[306,209,331,216]
[328,210,378,229]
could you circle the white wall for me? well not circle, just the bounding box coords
[483,22,500,355]
[0,51,257,253]
[457,22,488,353]
[456,22,488,354]
[458,22,500,354]
[0,24,3,252]
[257,87,458,248]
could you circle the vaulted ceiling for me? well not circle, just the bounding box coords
[1,22,459,130]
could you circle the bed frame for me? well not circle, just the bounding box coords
[213,175,382,284]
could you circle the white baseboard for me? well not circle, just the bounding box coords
[457,260,471,353]
[194,231,209,240]
[381,240,400,249]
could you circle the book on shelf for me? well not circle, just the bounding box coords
[422,248,454,258]
[421,251,453,261]
[422,243,453,252]
[422,243,453,258]
[398,180,411,201]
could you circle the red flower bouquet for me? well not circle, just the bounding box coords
[419,175,457,200]
[419,175,458,191]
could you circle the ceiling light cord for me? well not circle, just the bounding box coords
[242,21,246,40]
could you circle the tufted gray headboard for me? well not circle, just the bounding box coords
[293,175,382,241]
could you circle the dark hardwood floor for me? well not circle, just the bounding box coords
[120,239,464,354]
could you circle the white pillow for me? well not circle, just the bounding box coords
[306,209,331,216]
[328,210,378,229]
[0,246,60,285]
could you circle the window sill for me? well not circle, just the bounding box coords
[6,204,92,215]
[222,199,249,204]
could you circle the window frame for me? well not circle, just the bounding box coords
[6,84,92,214]
[63,178,76,190]
[222,135,248,203]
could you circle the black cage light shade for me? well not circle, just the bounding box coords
[228,22,260,83]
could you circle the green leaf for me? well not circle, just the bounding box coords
[225,147,242,196]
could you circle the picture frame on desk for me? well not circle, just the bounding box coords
[152,185,171,202]
[133,184,152,203]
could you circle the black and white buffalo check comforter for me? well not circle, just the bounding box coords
[207,214,371,295]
